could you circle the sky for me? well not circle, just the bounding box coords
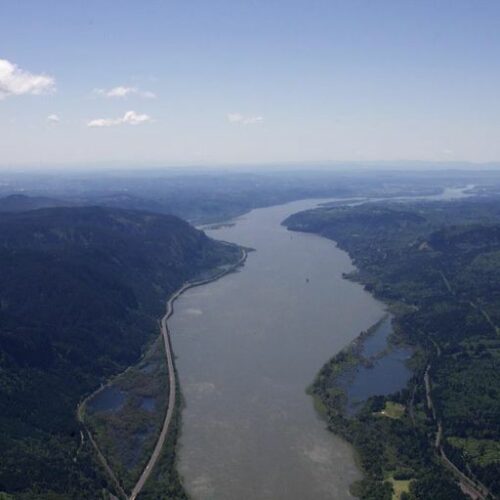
[1,0,500,169]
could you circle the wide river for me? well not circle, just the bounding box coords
[169,199,386,499]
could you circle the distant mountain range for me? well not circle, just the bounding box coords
[0,194,73,212]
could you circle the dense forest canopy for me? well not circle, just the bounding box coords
[0,206,240,498]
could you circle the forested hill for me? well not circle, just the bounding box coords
[0,206,240,499]
[0,194,72,212]
[285,199,500,499]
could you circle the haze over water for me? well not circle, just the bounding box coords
[170,199,385,499]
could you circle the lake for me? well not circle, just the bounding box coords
[169,199,386,500]
[341,316,413,416]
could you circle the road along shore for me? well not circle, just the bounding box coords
[130,245,247,499]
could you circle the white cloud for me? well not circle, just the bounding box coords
[94,86,156,99]
[106,86,134,98]
[87,110,151,128]
[47,114,60,123]
[87,118,116,128]
[227,112,264,125]
[121,110,151,125]
[0,59,55,100]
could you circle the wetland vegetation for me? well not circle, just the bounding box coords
[83,336,170,493]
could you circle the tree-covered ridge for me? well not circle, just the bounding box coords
[0,206,240,498]
[285,199,500,499]
[0,194,72,212]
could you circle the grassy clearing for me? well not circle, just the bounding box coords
[378,401,405,420]
[448,437,500,467]
[389,477,411,499]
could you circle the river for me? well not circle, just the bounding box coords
[169,199,385,500]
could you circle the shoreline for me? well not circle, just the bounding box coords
[130,245,248,499]
[78,245,248,500]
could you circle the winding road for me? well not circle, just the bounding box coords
[77,245,247,500]
[129,246,247,499]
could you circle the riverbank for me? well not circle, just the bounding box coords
[309,313,412,416]
[308,311,418,499]
[284,197,500,499]
[78,244,248,499]
[130,245,248,499]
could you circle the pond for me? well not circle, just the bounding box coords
[87,386,126,414]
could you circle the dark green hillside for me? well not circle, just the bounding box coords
[0,207,240,499]
[285,199,500,499]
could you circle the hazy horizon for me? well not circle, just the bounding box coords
[3,160,500,176]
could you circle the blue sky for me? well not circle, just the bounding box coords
[1,0,500,168]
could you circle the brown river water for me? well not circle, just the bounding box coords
[170,187,471,499]
[169,199,384,499]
